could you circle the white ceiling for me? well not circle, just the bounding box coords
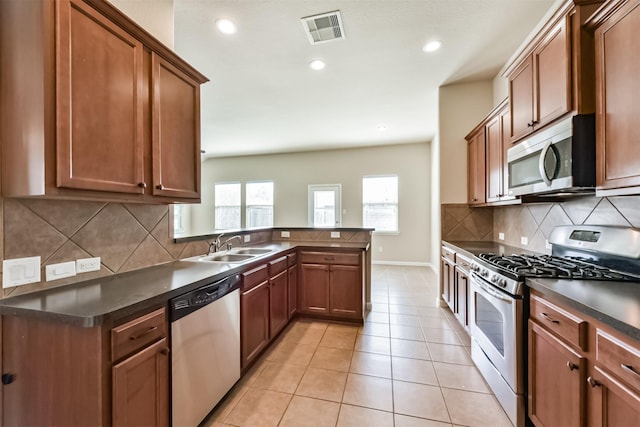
[173,0,556,158]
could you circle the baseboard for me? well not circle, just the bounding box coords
[372,260,434,269]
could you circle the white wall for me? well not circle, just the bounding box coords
[107,0,174,48]
[194,143,431,265]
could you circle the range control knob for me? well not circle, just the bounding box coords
[498,279,508,288]
[490,275,498,283]
[481,270,489,278]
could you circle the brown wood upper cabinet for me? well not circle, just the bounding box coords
[485,100,512,202]
[0,0,208,203]
[505,1,600,144]
[588,0,640,196]
[466,128,486,205]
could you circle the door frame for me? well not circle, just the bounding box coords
[307,184,342,227]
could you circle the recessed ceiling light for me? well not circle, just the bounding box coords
[309,59,326,70]
[377,125,388,132]
[216,19,237,35]
[423,40,442,52]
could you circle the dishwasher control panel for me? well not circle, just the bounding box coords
[169,274,240,322]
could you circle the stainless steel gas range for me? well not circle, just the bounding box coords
[469,225,640,427]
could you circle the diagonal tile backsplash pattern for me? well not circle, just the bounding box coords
[0,199,212,298]
[444,195,640,254]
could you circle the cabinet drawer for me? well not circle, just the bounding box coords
[111,308,166,362]
[287,252,298,267]
[300,251,360,266]
[269,256,288,276]
[441,246,456,263]
[596,329,640,391]
[530,294,588,351]
[456,253,472,274]
[242,264,268,291]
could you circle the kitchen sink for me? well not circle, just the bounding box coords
[198,254,255,263]
[232,248,273,255]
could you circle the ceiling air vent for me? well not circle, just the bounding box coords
[301,11,345,45]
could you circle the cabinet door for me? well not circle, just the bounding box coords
[534,18,571,128]
[299,264,329,314]
[56,0,145,194]
[151,53,201,199]
[509,56,534,142]
[595,0,640,192]
[329,265,361,318]
[587,366,640,427]
[467,130,486,205]
[441,258,454,308]
[485,114,503,202]
[269,270,289,337]
[112,338,169,427]
[454,268,469,327]
[500,106,512,197]
[288,265,298,319]
[241,281,270,369]
[529,320,586,427]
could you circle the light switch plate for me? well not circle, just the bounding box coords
[331,231,341,238]
[77,257,101,273]
[3,256,41,288]
[46,261,76,282]
[498,232,505,241]
[281,231,290,238]
[243,235,251,243]
[521,236,529,246]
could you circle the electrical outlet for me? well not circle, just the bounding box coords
[46,261,76,281]
[521,236,529,246]
[331,231,340,238]
[244,235,251,243]
[3,256,41,288]
[498,232,505,241]
[280,231,290,238]
[77,257,101,273]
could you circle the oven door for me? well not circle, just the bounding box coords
[469,273,523,393]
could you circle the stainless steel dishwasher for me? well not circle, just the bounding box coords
[170,274,241,427]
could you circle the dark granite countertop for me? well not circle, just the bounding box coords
[0,241,369,327]
[442,240,640,341]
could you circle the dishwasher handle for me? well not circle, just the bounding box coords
[169,274,241,322]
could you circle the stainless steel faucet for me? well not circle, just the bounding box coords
[220,235,242,251]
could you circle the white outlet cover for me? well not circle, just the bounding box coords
[46,261,76,282]
[281,231,290,238]
[331,231,340,238]
[498,232,505,241]
[521,236,529,246]
[3,256,41,288]
[243,235,251,243]
[76,257,101,273]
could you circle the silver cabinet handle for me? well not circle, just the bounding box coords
[621,364,640,379]
[587,376,601,388]
[475,279,512,304]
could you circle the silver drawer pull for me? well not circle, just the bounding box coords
[129,326,158,341]
[587,376,601,388]
[621,364,640,379]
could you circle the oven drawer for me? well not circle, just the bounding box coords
[596,329,640,391]
[530,293,588,351]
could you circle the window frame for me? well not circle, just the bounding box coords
[245,180,274,229]
[214,181,242,230]
[362,174,399,234]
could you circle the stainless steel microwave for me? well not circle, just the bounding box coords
[507,114,595,197]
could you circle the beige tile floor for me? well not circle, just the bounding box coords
[203,265,513,427]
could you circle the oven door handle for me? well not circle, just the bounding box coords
[538,139,557,186]
[475,280,513,304]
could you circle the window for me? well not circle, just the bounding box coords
[363,175,398,232]
[308,184,341,227]
[173,205,185,234]
[246,181,274,228]
[215,182,241,229]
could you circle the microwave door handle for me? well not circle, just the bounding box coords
[538,140,555,186]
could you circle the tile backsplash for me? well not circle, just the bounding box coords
[0,198,215,298]
[444,195,640,254]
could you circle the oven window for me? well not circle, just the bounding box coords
[475,293,505,356]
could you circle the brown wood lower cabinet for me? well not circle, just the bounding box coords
[298,250,363,321]
[269,257,289,337]
[1,307,169,426]
[240,266,270,369]
[287,253,298,319]
[528,290,640,427]
[528,319,586,427]
[112,338,169,427]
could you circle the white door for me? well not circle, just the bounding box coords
[308,184,341,227]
